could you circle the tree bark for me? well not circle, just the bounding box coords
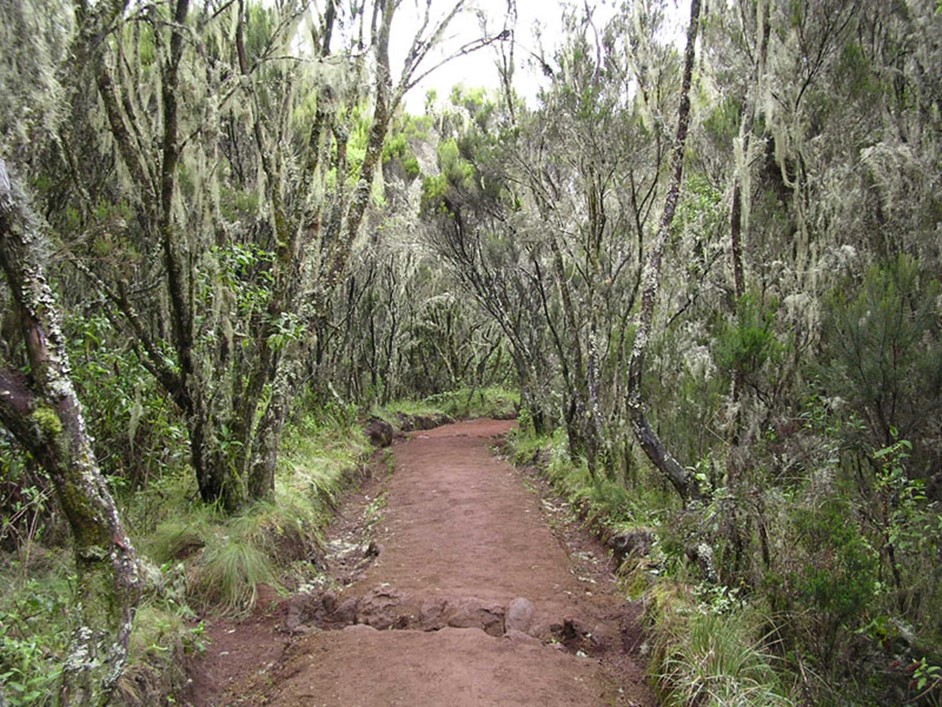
[625,0,703,503]
[0,158,144,705]
[730,0,770,301]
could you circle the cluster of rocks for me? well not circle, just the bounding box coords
[285,587,602,656]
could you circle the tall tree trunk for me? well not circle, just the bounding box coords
[625,0,703,503]
[0,159,144,705]
[730,0,770,302]
[247,354,307,499]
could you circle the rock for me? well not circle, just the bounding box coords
[365,417,394,447]
[343,623,378,633]
[446,596,505,637]
[418,598,448,631]
[505,597,535,634]
[285,590,337,632]
[411,415,438,431]
[356,587,414,630]
[607,528,654,564]
[333,597,359,626]
[395,413,414,432]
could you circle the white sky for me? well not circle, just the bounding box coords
[390,0,688,113]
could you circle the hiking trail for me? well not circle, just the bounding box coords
[186,418,655,706]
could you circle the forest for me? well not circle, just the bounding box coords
[1,0,940,703]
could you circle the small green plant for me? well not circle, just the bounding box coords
[364,493,387,523]
[0,571,72,706]
[0,633,64,705]
[714,292,783,384]
[913,657,942,700]
[115,599,204,705]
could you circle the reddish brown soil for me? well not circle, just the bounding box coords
[184,419,654,706]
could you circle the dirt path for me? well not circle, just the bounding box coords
[186,419,654,706]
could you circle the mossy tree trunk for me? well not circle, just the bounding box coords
[0,159,144,705]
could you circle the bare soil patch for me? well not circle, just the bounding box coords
[184,419,654,706]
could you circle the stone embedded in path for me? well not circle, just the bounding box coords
[355,586,414,630]
[505,597,536,634]
[445,596,505,637]
[342,623,378,634]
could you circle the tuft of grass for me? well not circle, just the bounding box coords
[648,585,796,706]
[191,530,278,614]
[144,516,213,565]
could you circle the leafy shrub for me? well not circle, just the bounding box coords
[818,255,942,473]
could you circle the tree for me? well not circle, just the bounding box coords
[48,0,487,511]
[0,158,145,705]
[625,0,703,502]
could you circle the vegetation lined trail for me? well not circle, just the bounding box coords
[192,419,653,706]
[3,0,940,699]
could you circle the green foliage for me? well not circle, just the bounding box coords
[1,441,57,565]
[437,138,475,190]
[507,424,666,538]
[836,42,880,100]
[819,255,942,456]
[676,174,725,239]
[378,387,518,425]
[215,242,274,315]
[873,438,925,556]
[433,386,519,420]
[703,94,742,142]
[420,173,450,214]
[382,133,421,179]
[715,293,783,382]
[790,500,878,633]
[66,313,188,490]
[0,632,63,705]
[0,564,72,706]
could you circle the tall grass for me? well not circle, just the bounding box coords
[652,597,795,706]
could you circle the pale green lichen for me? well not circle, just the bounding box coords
[31,405,63,437]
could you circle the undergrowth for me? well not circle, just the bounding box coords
[0,403,371,705]
[372,385,518,426]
